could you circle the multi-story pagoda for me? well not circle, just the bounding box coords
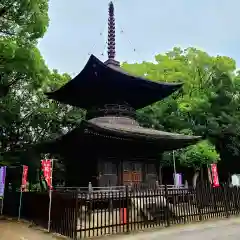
[36,2,201,187]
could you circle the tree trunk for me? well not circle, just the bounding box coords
[192,171,199,188]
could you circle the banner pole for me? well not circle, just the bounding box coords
[18,190,23,221]
[48,188,53,232]
[18,165,24,221]
[0,197,4,215]
[47,159,54,232]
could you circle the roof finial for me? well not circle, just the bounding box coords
[107,1,116,59]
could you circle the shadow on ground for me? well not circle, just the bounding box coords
[0,219,63,240]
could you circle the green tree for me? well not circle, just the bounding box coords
[0,0,51,166]
[0,37,49,96]
[123,47,240,172]
[0,0,49,40]
[0,0,49,97]
[0,69,84,161]
[179,140,219,170]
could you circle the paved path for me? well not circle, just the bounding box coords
[108,217,240,240]
[1,217,240,240]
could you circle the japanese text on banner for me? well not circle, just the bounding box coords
[211,163,220,187]
[41,160,52,189]
[21,165,28,192]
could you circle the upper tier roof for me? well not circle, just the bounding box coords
[45,55,183,110]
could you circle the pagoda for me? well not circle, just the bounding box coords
[36,2,201,187]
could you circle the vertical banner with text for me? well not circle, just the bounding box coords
[41,160,53,189]
[41,159,54,232]
[0,166,6,215]
[211,163,220,188]
[0,166,6,198]
[21,165,28,192]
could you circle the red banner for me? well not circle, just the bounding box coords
[41,160,52,189]
[211,163,220,187]
[21,165,28,192]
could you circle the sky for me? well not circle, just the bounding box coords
[38,0,240,76]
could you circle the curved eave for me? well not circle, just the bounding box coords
[45,55,183,109]
[31,119,201,154]
[84,120,201,151]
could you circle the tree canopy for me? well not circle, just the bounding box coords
[123,47,240,172]
[0,0,49,97]
[0,0,49,40]
[2,0,240,184]
[0,1,84,173]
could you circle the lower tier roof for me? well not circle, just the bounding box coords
[34,117,201,153]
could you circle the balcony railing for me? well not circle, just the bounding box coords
[86,103,136,119]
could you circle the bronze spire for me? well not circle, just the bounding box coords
[107,1,115,59]
[105,1,120,66]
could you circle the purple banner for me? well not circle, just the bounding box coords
[173,173,183,187]
[177,173,182,186]
[0,166,6,197]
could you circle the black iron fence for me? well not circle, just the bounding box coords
[2,184,240,239]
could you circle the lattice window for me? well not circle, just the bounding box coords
[132,172,142,182]
[123,171,131,182]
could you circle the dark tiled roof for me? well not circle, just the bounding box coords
[45,55,182,110]
[31,117,201,153]
[85,117,201,150]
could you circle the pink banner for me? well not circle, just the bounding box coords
[21,165,28,191]
[211,163,220,187]
[41,160,52,189]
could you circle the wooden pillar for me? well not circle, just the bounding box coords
[142,160,146,183]
[117,158,122,185]
[159,165,163,185]
[155,153,162,183]
[119,159,123,185]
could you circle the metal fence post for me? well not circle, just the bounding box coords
[223,184,229,218]
[164,184,170,227]
[74,190,78,240]
[125,185,130,233]
[196,185,202,221]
